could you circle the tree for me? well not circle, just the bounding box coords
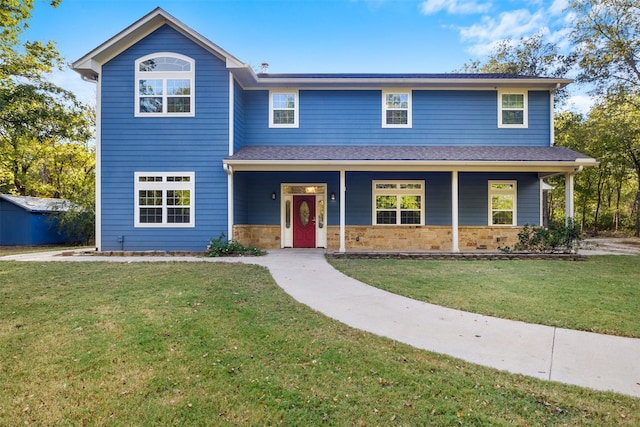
[1,0,95,242]
[1,0,63,85]
[570,0,640,235]
[589,97,640,235]
[571,0,640,99]
[458,31,575,103]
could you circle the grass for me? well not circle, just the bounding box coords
[0,245,90,257]
[328,255,640,338]
[0,261,638,425]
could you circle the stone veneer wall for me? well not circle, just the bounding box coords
[233,225,281,248]
[234,224,522,251]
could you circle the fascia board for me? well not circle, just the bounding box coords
[223,159,596,172]
[71,7,248,77]
[240,76,573,91]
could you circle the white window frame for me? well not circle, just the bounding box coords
[269,90,299,128]
[135,53,195,117]
[488,180,517,226]
[372,180,424,225]
[498,89,528,128]
[382,89,412,128]
[134,172,195,228]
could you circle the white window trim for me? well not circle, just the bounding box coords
[498,89,528,128]
[488,180,517,226]
[134,172,195,228]
[382,89,412,128]
[135,52,195,117]
[372,180,424,225]
[269,90,299,128]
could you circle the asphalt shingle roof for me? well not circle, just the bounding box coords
[226,145,594,163]
[0,195,74,213]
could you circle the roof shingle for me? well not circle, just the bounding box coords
[226,145,595,163]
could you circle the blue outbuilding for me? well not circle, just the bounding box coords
[0,194,75,246]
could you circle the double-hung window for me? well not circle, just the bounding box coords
[488,180,517,226]
[269,90,298,128]
[382,90,412,128]
[135,53,195,117]
[135,172,195,227]
[373,180,424,225]
[498,90,527,128]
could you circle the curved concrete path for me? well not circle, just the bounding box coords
[2,249,639,398]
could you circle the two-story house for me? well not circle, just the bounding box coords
[72,8,596,253]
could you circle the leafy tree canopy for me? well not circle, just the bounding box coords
[0,0,62,84]
[458,31,575,103]
[571,0,640,95]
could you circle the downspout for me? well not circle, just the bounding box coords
[550,84,559,146]
[224,164,234,240]
[93,71,102,251]
[226,72,235,240]
[339,169,346,253]
[229,71,235,156]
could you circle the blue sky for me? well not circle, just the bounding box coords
[24,0,590,112]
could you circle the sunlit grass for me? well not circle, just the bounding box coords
[328,255,640,338]
[0,262,637,425]
[0,245,90,257]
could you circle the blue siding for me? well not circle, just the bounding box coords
[234,172,539,227]
[233,79,245,153]
[459,173,540,226]
[234,172,340,225]
[345,172,451,225]
[243,90,550,147]
[100,25,229,251]
[0,201,70,245]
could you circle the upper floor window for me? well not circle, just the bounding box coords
[269,90,298,128]
[372,180,424,225]
[135,53,195,117]
[382,90,412,128]
[488,180,517,226]
[135,172,195,227]
[498,90,527,128]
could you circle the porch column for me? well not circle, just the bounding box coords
[225,165,234,240]
[565,172,574,224]
[339,169,346,253]
[451,170,459,252]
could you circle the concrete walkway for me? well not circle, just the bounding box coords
[2,249,639,398]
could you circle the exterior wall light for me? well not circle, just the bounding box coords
[330,192,336,201]
[271,191,277,200]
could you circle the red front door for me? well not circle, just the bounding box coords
[293,195,316,248]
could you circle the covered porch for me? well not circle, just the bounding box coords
[223,146,597,252]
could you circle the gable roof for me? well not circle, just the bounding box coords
[0,195,74,213]
[224,145,597,172]
[72,7,247,82]
[72,8,572,91]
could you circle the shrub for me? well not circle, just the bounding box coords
[503,218,582,253]
[49,199,95,245]
[205,233,264,257]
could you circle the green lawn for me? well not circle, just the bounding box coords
[328,255,640,338]
[0,261,637,425]
[0,245,90,257]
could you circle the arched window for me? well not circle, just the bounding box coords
[135,53,195,116]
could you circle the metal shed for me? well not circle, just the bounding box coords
[0,195,74,245]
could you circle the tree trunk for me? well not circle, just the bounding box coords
[615,183,622,232]
[636,185,640,237]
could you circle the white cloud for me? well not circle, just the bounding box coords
[420,0,492,15]
[460,9,545,42]
[562,94,595,115]
[549,0,569,16]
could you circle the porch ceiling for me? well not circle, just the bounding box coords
[223,145,597,173]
